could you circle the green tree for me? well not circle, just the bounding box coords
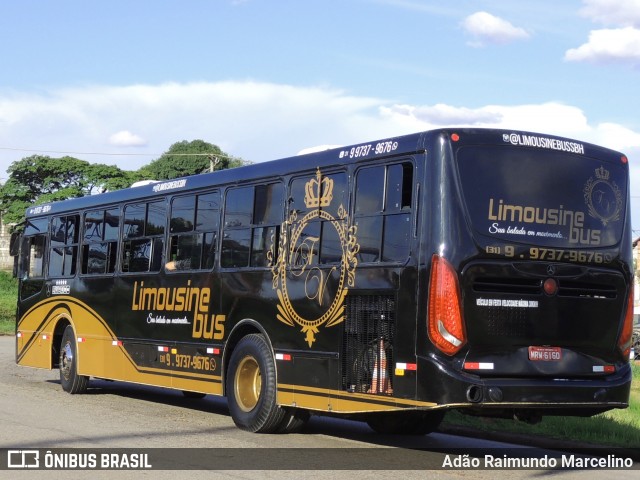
[139,140,246,180]
[0,140,247,229]
[0,155,132,226]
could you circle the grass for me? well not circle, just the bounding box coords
[0,271,638,447]
[441,362,640,448]
[0,271,17,335]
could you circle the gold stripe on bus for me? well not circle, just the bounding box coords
[16,296,224,395]
[277,383,437,413]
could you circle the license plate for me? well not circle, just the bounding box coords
[528,346,562,361]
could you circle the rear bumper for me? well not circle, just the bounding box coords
[416,354,632,415]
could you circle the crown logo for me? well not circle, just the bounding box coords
[595,166,610,181]
[304,169,333,208]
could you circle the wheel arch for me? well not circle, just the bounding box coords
[51,312,73,369]
[222,318,275,397]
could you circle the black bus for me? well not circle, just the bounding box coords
[12,128,634,434]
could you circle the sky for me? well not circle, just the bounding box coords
[1,0,640,231]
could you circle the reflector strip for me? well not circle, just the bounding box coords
[395,363,417,371]
[77,337,86,343]
[593,365,615,373]
[206,347,221,355]
[112,340,122,346]
[275,353,292,361]
[17,332,22,338]
[42,334,49,340]
[464,362,494,370]
[158,346,169,352]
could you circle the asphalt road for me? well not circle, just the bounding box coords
[0,335,635,479]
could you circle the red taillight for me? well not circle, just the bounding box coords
[428,254,466,355]
[618,285,634,359]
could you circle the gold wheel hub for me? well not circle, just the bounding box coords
[234,355,261,412]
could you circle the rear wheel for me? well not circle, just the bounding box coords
[367,410,445,435]
[59,325,89,394]
[226,334,286,433]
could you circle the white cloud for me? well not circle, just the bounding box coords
[565,27,640,65]
[0,82,385,173]
[566,1,640,66]
[0,81,638,175]
[380,102,592,139]
[591,122,640,151]
[579,0,640,27]
[379,101,640,159]
[396,103,503,125]
[109,130,147,147]
[461,11,530,47]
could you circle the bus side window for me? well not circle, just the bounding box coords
[49,215,79,277]
[125,239,152,272]
[386,163,413,211]
[82,207,120,275]
[198,192,219,269]
[251,184,282,268]
[221,184,282,269]
[168,233,202,271]
[122,201,166,273]
[167,191,219,271]
[17,218,48,280]
[25,235,46,278]
[354,162,413,264]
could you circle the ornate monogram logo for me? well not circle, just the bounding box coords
[270,169,360,347]
[583,166,622,226]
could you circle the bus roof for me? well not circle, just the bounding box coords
[24,128,625,218]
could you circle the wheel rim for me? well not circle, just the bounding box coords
[61,341,73,381]
[234,355,261,412]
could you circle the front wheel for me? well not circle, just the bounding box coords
[225,334,286,433]
[59,325,89,394]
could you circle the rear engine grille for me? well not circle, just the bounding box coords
[473,277,617,299]
[342,294,395,394]
[473,278,541,295]
[557,280,617,299]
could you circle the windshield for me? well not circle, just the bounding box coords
[456,145,627,249]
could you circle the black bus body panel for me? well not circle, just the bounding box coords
[14,128,633,419]
[413,129,632,415]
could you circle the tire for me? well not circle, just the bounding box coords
[59,325,89,394]
[225,334,286,433]
[367,410,445,435]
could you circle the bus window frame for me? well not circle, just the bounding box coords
[353,159,416,266]
[220,181,284,270]
[166,189,221,273]
[80,206,121,277]
[120,200,167,275]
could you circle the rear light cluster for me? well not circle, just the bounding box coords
[618,285,634,359]
[428,254,466,355]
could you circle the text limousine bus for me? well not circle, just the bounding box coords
[12,128,634,434]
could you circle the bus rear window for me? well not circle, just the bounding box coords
[456,146,627,249]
